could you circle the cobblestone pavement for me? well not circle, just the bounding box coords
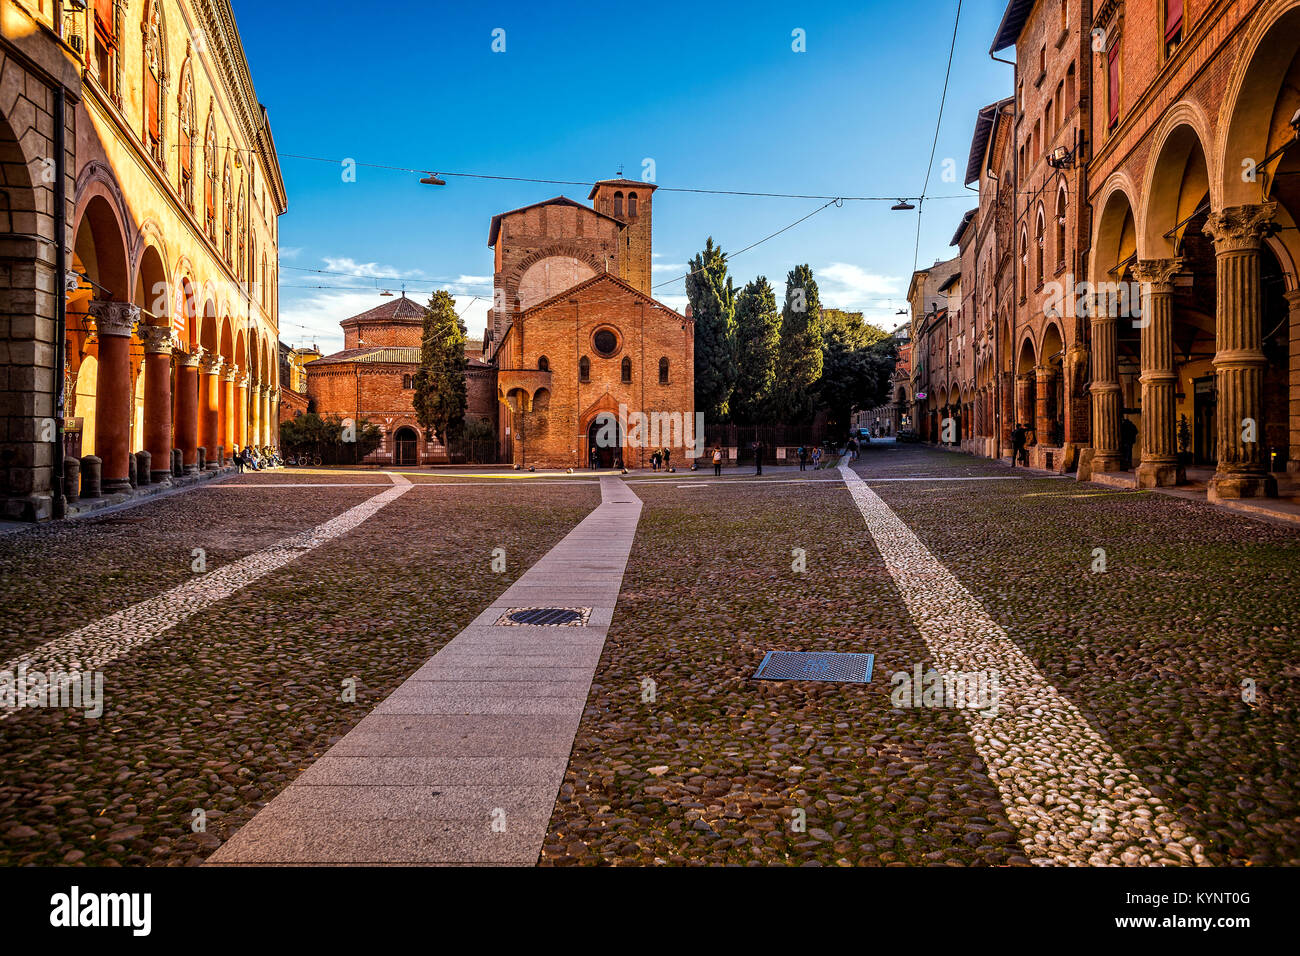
[542,445,1300,865]
[0,474,598,866]
[2,447,1296,867]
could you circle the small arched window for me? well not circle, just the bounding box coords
[613,191,623,216]
[658,357,669,385]
[1034,207,1045,287]
[579,356,590,382]
[537,355,549,372]
[628,192,638,217]
[402,374,413,389]
[621,356,632,383]
[144,3,164,165]
[204,113,217,238]
[222,158,233,261]
[1019,229,1028,298]
[1055,188,1067,272]
[237,179,247,281]
[178,70,196,209]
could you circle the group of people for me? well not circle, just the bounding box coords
[795,445,824,471]
[233,446,278,473]
[649,448,673,472]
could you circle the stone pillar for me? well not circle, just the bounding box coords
[1203,203,1279,499]
[261,386,272,448]
[1016,373,1035,443]
[1133,258,1183,488]
[140,324,175,483]
[199,351,223,463]
[1090,301,1122,472]
[1034,366,1053,444]
[1286,289,1300,474]
[89,301,140,493]
[269,387,280,448]
[1001,371,1014,453]
[222,367,237,455]
[236,374,250,451]
[174,348,201,473]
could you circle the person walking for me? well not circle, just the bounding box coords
[235,446,246,473]
[712,446,723,477]
[752,440,763,475]
[1011,423,1028,467]
[797,445,808,472]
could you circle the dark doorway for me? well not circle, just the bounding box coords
[1193,376,1216,466]
[394,426,418,466]
[587,414,622,469]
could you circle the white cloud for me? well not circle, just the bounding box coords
[652,262,688,273]
[815,262,904,311]
[278,288,492,354]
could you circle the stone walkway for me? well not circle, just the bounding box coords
[208,476,642,865]
[839,465,1205,866]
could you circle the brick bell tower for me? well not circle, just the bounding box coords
[588,177,657,296]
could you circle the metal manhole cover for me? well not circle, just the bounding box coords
[494,606,592,627]
[753,651,874,683]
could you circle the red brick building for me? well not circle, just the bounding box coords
[303,296,495,465]
[488,179,695,468]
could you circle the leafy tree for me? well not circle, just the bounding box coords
[816,310,896,437]
[732,276,781,425]
[686,237,737,422]
[280,413,382,464]
[771,264,825,424]
[413,290,469,446]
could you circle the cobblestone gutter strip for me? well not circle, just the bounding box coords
[0,475,413,712]
[840,465,1206,866]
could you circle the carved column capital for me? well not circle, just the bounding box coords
[222,366,238,383]
[1131,257,1184,291]
[199,351,224,374]
[88,301,140,338]
[139,323,177,354]
[175,348,202,369]
[1203,202,1277,253]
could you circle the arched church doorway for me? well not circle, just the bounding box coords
[587,414,622,469]
[394,426,418,466]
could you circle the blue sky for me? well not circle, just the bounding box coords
[230,0,1012,352]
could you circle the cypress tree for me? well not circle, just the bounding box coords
[732,276,781,425]
[686,237,737,421]
[771,264,825,424]
[413,291,469,447]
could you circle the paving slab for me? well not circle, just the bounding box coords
[209,476,642,866]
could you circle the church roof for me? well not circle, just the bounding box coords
[519,270,686,320]
[339,295,428,327]
[487,196,623,247]
[311,346,422,367]
[586,178,659,199]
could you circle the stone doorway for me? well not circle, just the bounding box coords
[394,426,418,466]
[587,415,622,469]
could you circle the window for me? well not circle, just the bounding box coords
[222,159,233,261]
[537,355,549,372]
[1019,230,1028,299]
[1055,188,1067,273]
[144,3,163,164]
[1035,208,1045,288]
[93,0,119,101]
[593,328,618,357]
[1059,0,1068,33]
[613,191,623,216]
[1066,63,1076,111]
[204,115,217,238]
[628,192,638,217]
[402,374,412,389]
[658,357,669,385]
[1107,38,1122,128]
[237,179,247,281]
[579,356,590,382]
[261,254,269,310]
[1045,102,1053,142]
[178,71,196,210]
[621,356,632,383]
[1038,45,1047,81]
[1165,0,1183,52]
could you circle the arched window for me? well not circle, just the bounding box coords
[579,356,590,382]
[402,374,412,389]
[204,113,217,238]
[261,253,269,310]
[178,69,196,209]
[222,157,233,262]
[94,0,120,102]
[628,192,638,217]
[537,355,549,372]
[1034,207,1045,287]
[1055,187,1067,273]
[621,356,632,383]
[237,177,247,281]
[1019,229,1028,299]
[613,191,623,216]
[658,356,669,384]
[144,2,164,165]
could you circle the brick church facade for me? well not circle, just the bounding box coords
[487,179,696,468]
[303,296,495,465]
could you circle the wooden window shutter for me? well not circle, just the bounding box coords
[1165,0,1183,41]
[95,0,116,46]
[1107,43,1121,125]
[146,73,160,142]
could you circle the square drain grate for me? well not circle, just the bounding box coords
[494,606,592,627]
[753,651,874,683]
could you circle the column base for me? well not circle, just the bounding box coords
[150,470,173,485]
[1136,460,1183,489]
[184,464,201,475]
[102,478,132,495]
[1208,473,1278,500]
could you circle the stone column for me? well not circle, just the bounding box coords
[174,348,201,472]
[222,367,237,455]
[139,324,175,483]
[269,387,280,448]
[1090,297,1122,472]
[1286,289,1300,474]
[89,301,140,493]
[1133,258,1182,487]
[198,351,223,461]
[1034,366,1053,444]
[1203,203,1278,499]
[236,374,250,451]
[1016,373,1035,442]
[1001,371,1014,453]
[260,386,272,448]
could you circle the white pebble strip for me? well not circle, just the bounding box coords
[0,476,413,714]
[840,465,1205,866]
